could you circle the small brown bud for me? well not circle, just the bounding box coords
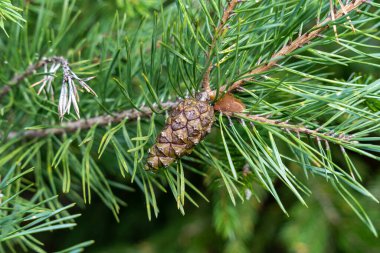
[214,93,246,113]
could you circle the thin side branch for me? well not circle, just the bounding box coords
[231,112,353,142]
[210,0,366,98]
[5,101,177,140]
[202,0,240,92]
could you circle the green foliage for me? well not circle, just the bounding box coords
[0,0,25,36]
[0,166,93,252]
[0,0,380,252]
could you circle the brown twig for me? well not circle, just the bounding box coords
[5,103,353,144]
[230,112,353,142]
[209,0,366,98]
[202,0,240,92]
[0,58,49,99]
[5,101,178,140]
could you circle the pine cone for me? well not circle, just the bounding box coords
[146,92,215,170]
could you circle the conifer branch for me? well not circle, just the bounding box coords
[0,0,369,147]
[5,101,177,139]
[210,0,367,98]
[2,0,380,249]
[5,100,352,144]
[202,0,240,92]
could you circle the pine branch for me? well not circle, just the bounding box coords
[202,0,240,92]
[0,0,371,152]
[5,100,351,144]
[1,0,367,137]
[5,101,177,139]
[1,0,379,240]
[209,0,367,98]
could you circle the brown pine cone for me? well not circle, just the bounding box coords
[146,92,215,170]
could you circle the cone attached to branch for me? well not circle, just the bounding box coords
[146,92,215,170]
